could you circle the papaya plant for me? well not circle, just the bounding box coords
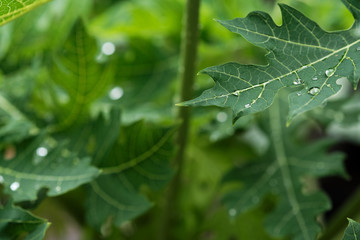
[0,0,359,239]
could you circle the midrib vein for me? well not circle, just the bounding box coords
[269,97,310,240]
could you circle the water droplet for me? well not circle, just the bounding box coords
[299,66,308,71]
[308,87,320,95]
[325,69,334,77]
[55,186,61,192]
[293,78,302,85]
[216,112,228,122]
[232,90,240,96]
[312,77,318,81]
[0,176,4,183]
[296,92,301,96]
[36,147,48,157]
[245,104,251,109]
[228,208,237,217]
[109,87,124,100]
[101,42,116,56]
[326,84,331,88]
[357,46,360,51]
[10,182,20,191]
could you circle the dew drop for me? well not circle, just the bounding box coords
[308,87,320,95]
[296,92,301,96]
[228,208,237,217]
[325,69,334,77]
[299,66,308,71]
[36,147,48,157]
[10,182,20,191]
[245,104,251,109]
[326,84,331,88]
[232,90,240,96]
[109,87,124,100]
[357,46,360,51]
[101,42,116,56]
[216,112,228,122]
[312,77,318,81]
[55,186,61,192]
[0,175,4,183]
[293,78,302,85]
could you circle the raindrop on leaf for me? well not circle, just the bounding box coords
[10,182,20,191]
[325,69,334,77]
[36,147,48,157]
[245,104,251,109]
[308,87,320,95]
[109,87,124,100]
[293,78,302,85]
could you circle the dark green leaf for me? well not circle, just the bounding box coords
[180,0,360,123]
[222,98,347,240]
[0,200,49,240]
[342,218,360,240]
[0,134,100,202]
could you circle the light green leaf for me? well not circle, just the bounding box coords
[222,98,347,240]
[0,0,51,26]
[0,134,100,202]
[86,120,176,229]
[180,0,360,123]
[342,218,360,240]
[51,20,113,130]
[0,200,49,240]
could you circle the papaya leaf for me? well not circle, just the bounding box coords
[222,98,347,240]
[0,200,49,240]
[0,0,51,26]
[342,218,360,240]
[86,120,176,229]
[0,134,100,202]
[51,20,113,130]
[179,0,360,124]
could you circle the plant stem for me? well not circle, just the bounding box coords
[160,0,201,239]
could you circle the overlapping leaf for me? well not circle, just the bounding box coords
[180,0,360,123]
[87,121,176,229]
[222,98,347,240]
[342,218,360,240]
[0,134,100,202]
[51,20,113,130]
[0,0,51,26]
[0,200,49,240]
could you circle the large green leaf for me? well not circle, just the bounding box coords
[86,121,176,229]
[0,134,100,202]
[180,0,360,123]
[342,218,360,240]
[222,97,347,240]
[0,0,51,26]
[0,200,49,240]
[51,20,113,130]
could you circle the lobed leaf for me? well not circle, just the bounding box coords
[180,0,360,123]
[0,0,51,26]
[342,218,360,240]
[51,20,113,130]
[222,98,347,240]
[0,134,100,202]
[0,200,49,240]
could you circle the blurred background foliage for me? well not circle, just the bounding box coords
[0,0,359,239]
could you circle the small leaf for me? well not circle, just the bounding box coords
[0,0,51,26]
[0,134,100,202]
[222,98,347,240]
[180,0,360,123]
[342,218,360,240]
[51,20,113,130]
[86,120,176,229]
[0,200,49,240]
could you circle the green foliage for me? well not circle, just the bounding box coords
[181,0,360,124]
[342,219,360,240]
[0,0,359,239]
[0,0,51,26]
[0,200,49,240]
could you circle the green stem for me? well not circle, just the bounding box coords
[160,0,201,239]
